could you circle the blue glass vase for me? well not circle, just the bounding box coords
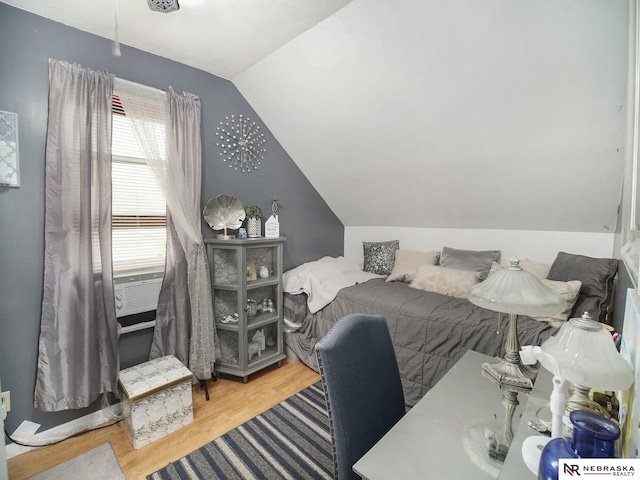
[538,410,620,480]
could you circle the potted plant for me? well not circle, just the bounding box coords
[245,205,263,237]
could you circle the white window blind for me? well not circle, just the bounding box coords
[111,101,167,274]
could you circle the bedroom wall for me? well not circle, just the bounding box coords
[0,373,7,480]
[0,4,343,439]
[344,227,616,266]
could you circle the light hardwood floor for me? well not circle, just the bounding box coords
[7,360,320,480]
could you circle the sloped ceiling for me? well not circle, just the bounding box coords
[1,0,352,79]
[4,0,630,233]
[234,0,629,233]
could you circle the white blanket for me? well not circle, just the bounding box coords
[283,256,384,313]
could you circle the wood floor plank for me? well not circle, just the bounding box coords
[7,360,319,480]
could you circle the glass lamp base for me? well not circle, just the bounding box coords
[482,359,537,389]
[462,421,507,478]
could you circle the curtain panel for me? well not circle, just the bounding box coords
[35,59,119,411]
[114,80,217,380]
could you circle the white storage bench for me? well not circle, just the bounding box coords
[119,355,194,449]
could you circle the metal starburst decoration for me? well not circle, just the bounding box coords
[215,115,267,173]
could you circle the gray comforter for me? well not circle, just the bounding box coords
[285,278,558,407]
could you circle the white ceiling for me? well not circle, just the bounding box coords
[234,0,630,233]
[2,0,352,79]
[5,0,631,233]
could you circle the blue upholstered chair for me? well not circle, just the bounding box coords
[316,314,405,480]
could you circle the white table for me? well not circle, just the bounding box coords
[353,350,550,479]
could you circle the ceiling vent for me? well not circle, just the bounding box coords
[147,0,179,13]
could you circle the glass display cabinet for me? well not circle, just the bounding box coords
[205,237,286,382]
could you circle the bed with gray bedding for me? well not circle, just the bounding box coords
[284,249,619,408]
[285,278,558,407]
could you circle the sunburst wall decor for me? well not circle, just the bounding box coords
[215,114,267,173]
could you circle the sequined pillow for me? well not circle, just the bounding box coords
[363,240,400,276]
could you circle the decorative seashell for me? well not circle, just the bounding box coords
[203,194,245,233]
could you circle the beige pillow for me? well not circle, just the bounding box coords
[531,279,582,327]
[488,259,551,280]
[519,258,552,279]
[386,250,440,282]
[409,264,480,299]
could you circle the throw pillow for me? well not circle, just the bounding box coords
[547,252,618,323]
[531,279,582,327]
[409,264,480,299]
[386,250,440,282]
[518,258,552,279]
[440,247,500,281]
[363,240,400,276]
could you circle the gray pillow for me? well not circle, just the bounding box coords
[363,240,400,275]
[439,247,500,281]
[547,252,618,324]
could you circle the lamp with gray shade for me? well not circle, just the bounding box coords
[468,257,566,389]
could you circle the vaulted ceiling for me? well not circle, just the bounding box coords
[4,0,630,233]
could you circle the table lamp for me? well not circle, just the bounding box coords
[520,311,634,475]
[539,311,634,417]
[468,257,566,389]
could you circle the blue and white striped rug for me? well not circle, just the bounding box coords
[147,382,333,480]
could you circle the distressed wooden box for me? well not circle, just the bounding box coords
[119,355,193,449]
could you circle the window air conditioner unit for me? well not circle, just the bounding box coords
[114,273,163,318]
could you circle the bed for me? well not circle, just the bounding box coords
[283,247,619,408]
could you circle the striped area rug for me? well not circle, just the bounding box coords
[147,382,333,480]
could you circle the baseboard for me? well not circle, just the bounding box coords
[5,402,122,459]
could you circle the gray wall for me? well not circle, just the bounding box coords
[0,3,343,437]
[0,373,7,480]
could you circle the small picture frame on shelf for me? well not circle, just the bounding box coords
[246,261,257,281]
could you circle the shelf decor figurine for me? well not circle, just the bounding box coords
[248,341,262,361]
[252,329,266,350]
[245,205,262,237]
[245,298,258,318]
[203,194,245,240]
[259,265,269,279]
[265,199,280,238]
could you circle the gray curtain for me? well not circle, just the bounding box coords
[115,80,217,379]
[151,214,190,364]
[150,88,201,366]
[35,59,118,412]
[168,88,219,378]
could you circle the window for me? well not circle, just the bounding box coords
[111,96,166,274]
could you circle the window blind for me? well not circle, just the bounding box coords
[112,102,167,274]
